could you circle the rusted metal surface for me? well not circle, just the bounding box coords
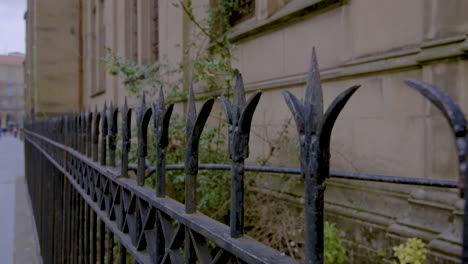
[23,49,468,263]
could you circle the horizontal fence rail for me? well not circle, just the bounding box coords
[127,163,458,188]
[24,49,468,264]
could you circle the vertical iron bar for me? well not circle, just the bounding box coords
[91,210,97,264]
[119,242,127,264]
[101,103,108,166]
[85,203,90,264]
[137,94,150,186]
[108,230,114,264]
[74,189,79,264]
[80,196,85,264]
[100,220,105,264]
[64,179,70,263]
[153,87,173,197]
[109,104,117,167]
[230,161,245,237]
[185,227,196,263]
[87,112,93,157]
[155,210,164,263]
[218,71,262,238]
[93,107,100,162]
[81,113,86,154]
[183,85,214,262]
[121,99,131,178]
[53,166,64,263]
[281,49,360,263]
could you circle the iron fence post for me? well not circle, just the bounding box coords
[153,87,174,198]
[100,103,108,166]
[108,103,118,167]
[121,98,131,178]
[219,70,262,238]
[283,48,360,264]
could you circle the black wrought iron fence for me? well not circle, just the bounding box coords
[24,49,468,264]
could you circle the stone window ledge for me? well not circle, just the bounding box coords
[229,0,346,42]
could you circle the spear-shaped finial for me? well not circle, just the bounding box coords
[184,83,215,213]
[108,101,118,167]
[403,79,468,261]
[136,92,152,186]
[282,48,360,264]
[100,101,108,166]
[305,48,323,132]
[186,83,197,134]
[218,69,262,238]
[233,69,246,121]
[141,92,146,108]
[404,79,467,196]
[183,83,214,263]
[152,86,174,197]
[121,96,132,178]
[92,104,100,161]
[158,86,165,107]
[86,109,93,157]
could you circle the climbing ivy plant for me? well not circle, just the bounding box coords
[102,0,246,101]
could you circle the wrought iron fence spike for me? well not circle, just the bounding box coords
[403,78,468,261]
[283,49,359,264]
[186,82,197,134]
[304,47,323,135]
[233,69,246,121]
[218,71,262,238]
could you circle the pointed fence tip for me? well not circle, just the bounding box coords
[158,86,165,103]
[188,82,196,106]
[159,85,164,95]
[141,92,146,107]
[234,68,240,78]
[403,78,420,88]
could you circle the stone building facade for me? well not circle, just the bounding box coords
[0,53,24,129]
[24,0,82,118]
[25,0,468,262]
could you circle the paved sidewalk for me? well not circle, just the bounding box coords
[0,135,41,264]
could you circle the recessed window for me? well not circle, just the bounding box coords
[151,0,159,61]
[229,0,255,26]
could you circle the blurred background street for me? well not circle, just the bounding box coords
[0,134,41,263]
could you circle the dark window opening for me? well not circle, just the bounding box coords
[228,0,255,26]
[132,0,138,62]
[151,0,159,61]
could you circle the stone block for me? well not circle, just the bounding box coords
[346,0,423,57]
[283,6,343,75]
[240,31,284,83]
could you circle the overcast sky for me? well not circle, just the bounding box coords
[0,0,26,54]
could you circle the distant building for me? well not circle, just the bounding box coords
[0,53,24,129]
